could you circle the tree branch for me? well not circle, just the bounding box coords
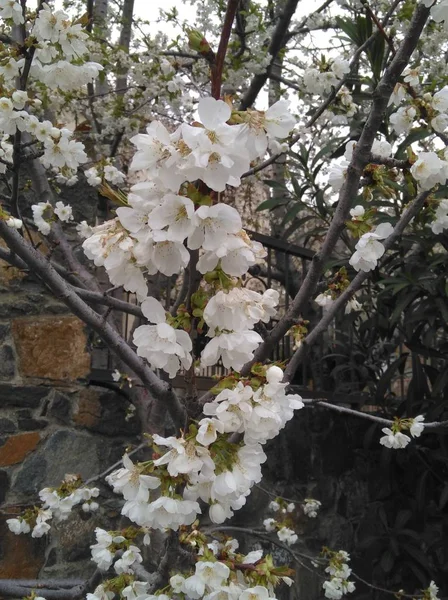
[242,0,402,179]
[297,397,448,430]
[0,567,102,600]
[239,0,301,110]
[211,0,241,99]
[0,222,187,430]
[238,2,430,376]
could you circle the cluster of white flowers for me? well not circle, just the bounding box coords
[165,542,289,600]
[133,297,192,378]
[262,499,298,545]
[323,551,355,600]
[32,200,73,235]
[18,3,103,92]
[85,163,126,187]
[380,415,425,449]
[91,527,143,574]
[0,93,88,178]
[390,105,417,135]
[329,139,392,192]
[315,292,362,314]
[303,58,350,96]
[201,287,278,371]
[7,507,52,538]
[39,484,100,519]
[430,198,448,233]
[5,216,23,229]
[0,0,23,24]
[389,84,448,135]
[105,366,303,529]
[133,287,280,377]
[202,366,303,445]
[130,96,293,193]
[349,222,394,272]
[82,184,264,302]
[7,483,99,539]
[426,581,441,600]
[347,139,393,162]
[303,498,322,518]
[80,95,295,377]
[81,96,292,299]
[105,452,200,530]
[411,151,448,190]
[277,527,298,545]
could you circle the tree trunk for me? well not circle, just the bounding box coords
[116,0,135,94]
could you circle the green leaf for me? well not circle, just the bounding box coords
[315,189,326,217]
[395,128,432,159]
[256,197,289,211]
[311,139,344,167]
[390,291,419,326]
[262,179,289,190]
[380,550,395,573]
[375,354,409,403]
[439,484,448,510]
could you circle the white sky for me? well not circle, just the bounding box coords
[132,0,324,36]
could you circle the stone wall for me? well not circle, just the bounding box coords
[0,262,141,580]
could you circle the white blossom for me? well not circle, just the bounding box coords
[409,415,425,438]
[349,222,394,272]
[54,201,73,222]
[303,498,321,518]
[277,526,298,545]
[411,152,448,190]
[379,428,411,449]
[0,0,24,24]
[133,296,192,378]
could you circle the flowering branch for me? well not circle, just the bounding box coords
[235,1,431,378]
[23,145,103,293]
[283,188,431,380]
[242,0,403,179]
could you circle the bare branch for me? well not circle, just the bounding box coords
[239,0,301,110]
[298,397,448,430]
[211,0,241,99]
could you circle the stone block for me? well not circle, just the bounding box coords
[73,387,140,436]
[0,432,40,467]
[0,384,49,407]
[0,344,15,380]
[0,469,8,502]
[47,390,73,424]
[0,418,16,433]
[0,514,46,577]
[18,418,48,431]
[0,322,9,341]
[12,429,100,498]
[73,389,101,429]
[12,316,91,380]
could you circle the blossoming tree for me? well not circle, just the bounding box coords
[0,0,447,599]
